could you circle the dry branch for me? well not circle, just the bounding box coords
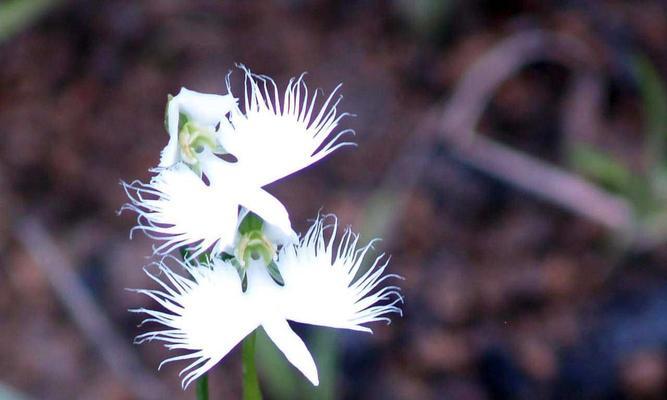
[15,219,170,400]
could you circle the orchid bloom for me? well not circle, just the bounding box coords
[160,87,237,168]
[132,216,403,388]
[122,66,352,258]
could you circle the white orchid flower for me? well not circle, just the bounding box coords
[160,87,237,168]
[122,154,296,259]
[123,67,352,258]
[132,216,403,388]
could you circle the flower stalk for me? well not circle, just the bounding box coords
[196,373,209,400]
[242,331,262,400]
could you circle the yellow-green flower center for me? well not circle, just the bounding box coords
[232,212,285,290]
[178,115,218,165]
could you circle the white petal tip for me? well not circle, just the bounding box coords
[300,362,319,386]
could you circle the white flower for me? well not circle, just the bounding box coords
[160,87,238,168]
[123,67,352,258]
[122,157,295,259]
[132,216,403,388]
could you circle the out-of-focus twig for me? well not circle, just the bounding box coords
[15,218,170,400]
[439,30,634,233]
[562,72,605,144]
[448,133,634,231]
[440,30,594,135]
[367,30,635,245]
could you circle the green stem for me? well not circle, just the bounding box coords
[243,331,262,400]
[196,373,208,400]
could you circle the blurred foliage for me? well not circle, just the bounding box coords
[569,144,633,194]
[0,383,31,400]
[394,0,454,38]
[257,329,337,400]
[639,55,667,173]
[256,329,300,399]
[569,55,667,243]
[0,0,62,44]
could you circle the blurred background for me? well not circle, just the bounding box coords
[1,0,667,399]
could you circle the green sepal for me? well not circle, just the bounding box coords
[266,260,285,286]
[179,247,189,262]
[241,273,248,292]
[230,257,243,270]
[164,94,174,133]
[197,252,211,264]
[230,258,249,293]
[179,248,210,265]
[178,112,189,132]
[220,252,234,261]
[238,212,264,235]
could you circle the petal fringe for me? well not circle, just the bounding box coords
[120,164,238,258]
[131,258,261,388]
[276,215,403,332]
[220,65,355,186]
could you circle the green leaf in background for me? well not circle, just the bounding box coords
[634,54,667,226]
[256,327,339,400]
[256,328,300,399]
[0,0,62,44]
[568,143,662,218]
[569,56,667,236]
[634,55,667,174]
[304,330,338,400]
[568,143,634,195]
[0,383,31,400]
[394,0,453,38]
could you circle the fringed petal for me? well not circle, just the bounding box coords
[131,258,261,388]
[276,215,403,332]
[121,164,238,258]
[220,65,355,186]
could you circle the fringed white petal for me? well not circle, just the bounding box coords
[132,258,261,388]
[160,87,238,168]
[276,216,403,332]
[121,163,238,258]
[134,258,322,388]
[220,65,355,186]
